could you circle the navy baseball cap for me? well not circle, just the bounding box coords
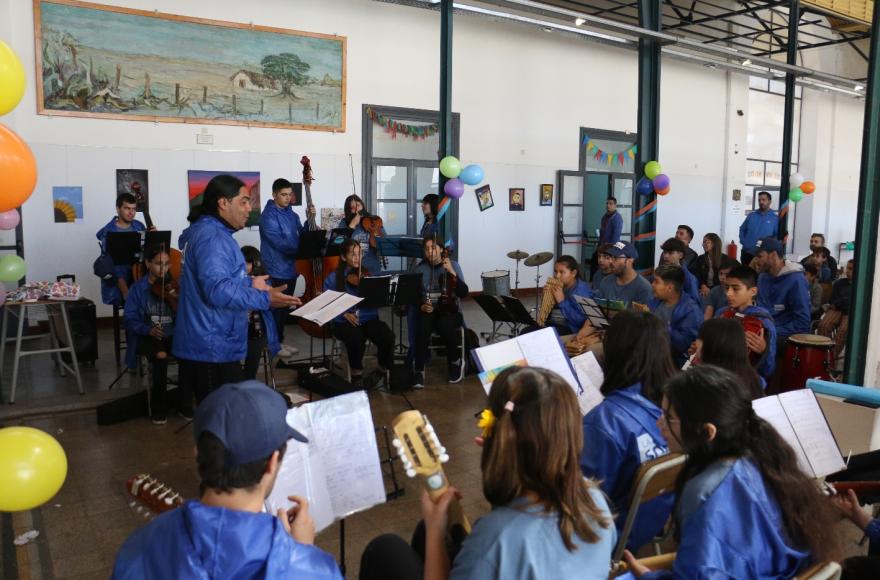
[603,241,639,260]
[752,237,784,256]
[193,381,307,468]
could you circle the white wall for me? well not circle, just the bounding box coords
[0,0,864,316]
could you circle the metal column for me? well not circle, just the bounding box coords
[438,0,454,244]
[844,2,880,385]
[777,0,799,240]
[633,0,661,271]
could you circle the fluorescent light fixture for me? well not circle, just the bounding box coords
[575,17,585,26]
[741,58,752,66]
[855,84,865,91]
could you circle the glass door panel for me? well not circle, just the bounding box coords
[375,165,408,200]
[415,165,440,235]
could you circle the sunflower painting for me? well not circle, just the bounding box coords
[52,186,83,223]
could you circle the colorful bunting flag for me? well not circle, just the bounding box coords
[582,134,637,168]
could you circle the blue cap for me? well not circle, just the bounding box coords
[193,381,307,468]
[603,241,639,259]
[752,237,784,256]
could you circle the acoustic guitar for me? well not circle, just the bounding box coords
[126,473,184,516]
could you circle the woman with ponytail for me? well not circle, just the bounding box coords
[625,365,841,578]
[359,367,615,580]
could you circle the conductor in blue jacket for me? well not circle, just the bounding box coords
[259,178,315,357]
[738,191,779,266]
[172,175,301,414]
[649,265,704,368]
[112,381,343,579]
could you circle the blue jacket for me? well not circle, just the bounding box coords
[739,210,779,252]
[716,305,777,378]
[172,216,271,363]
[323,271,379,325]
[757,262,811,339]
[259,201,305,280]
[580,384,673,551]
[96,217,146,305]
[178,224,195,255]
[600,211,623,244]
[649,295,704,367]
[558,279,593,333]
[112,500,342,579]
[642,458,811,579]
[682,267,700,303]
[123,277,175,369]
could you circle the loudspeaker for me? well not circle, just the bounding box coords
[60,299,99,364]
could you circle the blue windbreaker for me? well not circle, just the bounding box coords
[96,217,146,305]
[757,261,811,339]
[172,216,270,363]
[178,224,195,255]
[739,209,779,252]
[716,305,777,378]
[641,458,811,579]
[123,277,175,369]
[649,295,704,367]
[580,384,673,551]
[259,201,304,280]
[682,267,700,303]
[323,272,379,325]
[112,500,342,579]
[599,211,623,245]
[557,279,593,333]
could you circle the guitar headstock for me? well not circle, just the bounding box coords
[126,473,183,517]
[300,155,314,186]
[391,411,450,498]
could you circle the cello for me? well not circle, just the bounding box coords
[295,156,338,338]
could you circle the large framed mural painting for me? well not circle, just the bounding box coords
[34,0,347,131]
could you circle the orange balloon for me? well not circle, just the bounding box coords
[0,125,37,212]
[656,185,671,196]
[801,181,816,194]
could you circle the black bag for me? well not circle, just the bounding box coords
[298,367,360,398]
[59,298,99,364]
[389,363,414,392]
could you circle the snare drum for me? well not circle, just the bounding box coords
[781,333,834,392]
[481,270,511,297]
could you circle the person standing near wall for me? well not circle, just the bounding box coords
[738,191,778,266]
[590,197,623,278]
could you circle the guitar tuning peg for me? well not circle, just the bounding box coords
[425,423,435,433]
[440,454,450,463]
[406,468,416,478]
[392,438,402,448]
[439,446,447,455]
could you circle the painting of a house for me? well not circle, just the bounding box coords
[34,0,346,131]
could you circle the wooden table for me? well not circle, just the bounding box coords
[0,299,84,404]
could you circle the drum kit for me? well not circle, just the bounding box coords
[781,333,834,391]
[481,250,554,297]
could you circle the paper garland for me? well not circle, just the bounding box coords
[366,106,440,140]
[583,134,637,167]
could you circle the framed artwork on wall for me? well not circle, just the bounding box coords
[540,184,553,206]
[34,0,346,131]
[475,185,494,212]
[187,170,261,227]
[509,188,525,211]
[116,169,149,213]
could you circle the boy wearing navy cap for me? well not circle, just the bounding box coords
[112,381,343,579]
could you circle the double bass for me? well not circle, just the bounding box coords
[295,156,339,338]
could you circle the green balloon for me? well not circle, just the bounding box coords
[789,187,804,202]
[439,156,461,179]
[644,161,662,180]
[0,255,25,282]
[846,241,855,251]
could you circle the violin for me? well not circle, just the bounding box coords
[437,245,459,314]
[150,273,179,312]
[360,213,388,270]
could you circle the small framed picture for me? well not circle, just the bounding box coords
[291,182,303,206]
[476,184,494,212]
[540,184,553,206]
[509,188,525,211]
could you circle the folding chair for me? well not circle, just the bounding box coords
[474,294,517,343]
[612,453,687,565]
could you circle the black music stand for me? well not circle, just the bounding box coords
[474,294,518,343]
[390,273,424,355]
[501,295,537,334]
[144,230,171,251]
[106,232,142,266]
[295,230,328,260]
[358,275,392,309]
[376,236,424,259]
[574,296,611,329]
[327,228,353,257]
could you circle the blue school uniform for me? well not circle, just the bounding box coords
[648,295,704,367]
[716,305,778,378]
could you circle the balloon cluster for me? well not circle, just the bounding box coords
[0,40,35,283]
[636,160,671,196]
[439,156,485,199]
[788,173,816,203]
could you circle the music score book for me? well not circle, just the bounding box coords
[752,389,846,479]
[265,391,386,532]
[290,290,363,327]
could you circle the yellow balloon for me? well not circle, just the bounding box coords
[0,40,26,116]
[0,427,68,512]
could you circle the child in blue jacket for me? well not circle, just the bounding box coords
[539,255,593,334]
[715,265,777,379]
[649,265,703,368]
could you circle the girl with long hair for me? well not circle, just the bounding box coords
[691,233,737,298]
[339,194,386,273]
[626,365,841,578]
[359,367,615,580]
[694,318,764,398]
[580,311,677,550]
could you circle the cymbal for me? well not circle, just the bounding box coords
[524,252,554,267]
[507,250,529,260]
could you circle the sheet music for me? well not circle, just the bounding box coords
[753,396,813,477]
[264,392,385,532]
[570,351,605,415]
[778,390,846,478]
[474,338,526,376]
[291,290,363,326]
[515,328,580,393]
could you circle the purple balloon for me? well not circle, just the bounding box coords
[0,282,4,306]
[652,174,670,191]
[636,177,653,196]
[444,178,465,199]
[0,209,20,230]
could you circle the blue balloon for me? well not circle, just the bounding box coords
[636,177,653,196]
[459,164,484,186]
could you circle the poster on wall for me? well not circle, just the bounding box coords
[53,186,84,223]
[475,185,494,212]
[292,182,303,206]
[116,169,149,212]
[540,184,553,207]
[509,188,525,212]
[34,0,347,132]
[321,208,345,230]
[187,170,261,227]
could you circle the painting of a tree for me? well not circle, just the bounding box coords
[261,53,310,98]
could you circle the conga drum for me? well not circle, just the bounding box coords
[780,334,834,392]
[481,270,511,297]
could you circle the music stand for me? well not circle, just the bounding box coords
[574,296,611,329]
[296,230,328,260]
[474,294,518,343]
[377,236,424,259]
[390,272,424,355]
[500,295,537,334]
[106,232,142,266]
[358,275,392,309]
[327,228,354,257]
[144,230,171,251]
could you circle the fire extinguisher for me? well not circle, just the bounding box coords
[727,240,738,259]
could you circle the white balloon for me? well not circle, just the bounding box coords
[789,173,805,189]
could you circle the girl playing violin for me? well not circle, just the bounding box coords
[323,239,394,389]
[339,194,386,274]
[124,244,176,425]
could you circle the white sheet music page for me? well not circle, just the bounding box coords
[291,290,364,326]
[515,327,581,393]
[778,389,846,478]
[474,337,526,377]
[570,351,605,415]
[753,396,814,478]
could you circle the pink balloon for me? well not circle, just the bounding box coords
[0,209,20,230]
